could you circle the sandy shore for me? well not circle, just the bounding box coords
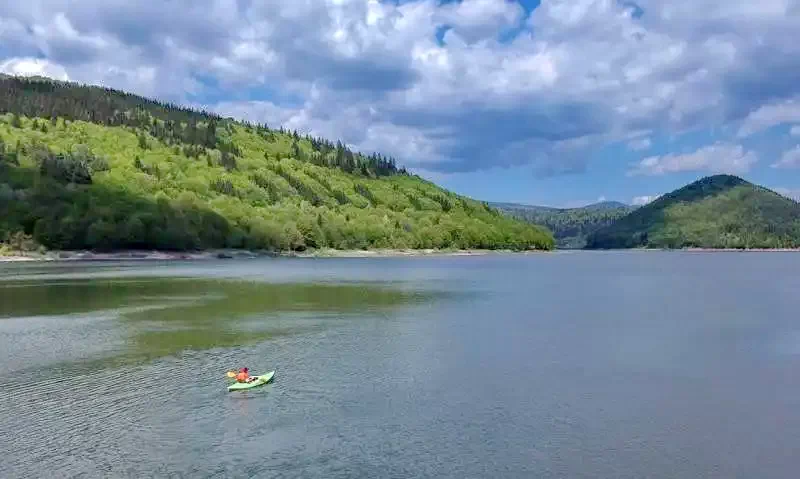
[0,247,547,262]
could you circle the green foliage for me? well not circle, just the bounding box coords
[0,140,20,165]
[37,148,93,185]
[0,231,41,254]
[431,193,453,212]
[219,150,237,171]
[0,76,555,253]
[270,163,323,206]
[406,193,423,211]
[304,168,333,192]
[495,201,635,248]
[354,183,378,206]
[585,175,800,249]
[332,189,350,206]
[249,173,279,204]
[211,178,236,197]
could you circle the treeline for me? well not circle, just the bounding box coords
[260,126,403,177]
[0,75,404,178]
[0,74,220,125]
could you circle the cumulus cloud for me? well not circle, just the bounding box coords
[0,57,69,81]
[631,194,660,206]
[771,146,800,169]
[627,142,758,176]
[436,0,526,43]
[1,0,800,174]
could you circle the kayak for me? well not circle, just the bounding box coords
[227,370,275,391]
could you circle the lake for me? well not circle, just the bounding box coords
[2,251,800,478]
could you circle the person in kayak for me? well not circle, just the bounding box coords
[235,367,253,383]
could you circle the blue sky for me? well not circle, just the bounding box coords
[2,0,800,207]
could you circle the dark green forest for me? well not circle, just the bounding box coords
[493,201,635,248]
[0,75,554,254]
[585,175,800,249]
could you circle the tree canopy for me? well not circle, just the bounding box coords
[0,76,554,253]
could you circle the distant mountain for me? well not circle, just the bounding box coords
[585,174,800,249]
[492,200,636,249]
[490,202,558,212]
[581,200,630,211]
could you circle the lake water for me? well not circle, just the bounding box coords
[2,251,800,478]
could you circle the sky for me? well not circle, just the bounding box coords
[1,0,800,207]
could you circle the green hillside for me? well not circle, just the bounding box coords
[585,175,800,249]
[493,201,635,249]
[0,76,554,253]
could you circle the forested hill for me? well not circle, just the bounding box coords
[0,75,554,253]
[585,175,800,249]
[492,201,635,249]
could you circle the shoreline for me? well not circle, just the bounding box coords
[3,246,799,262]
[0,247,548,263]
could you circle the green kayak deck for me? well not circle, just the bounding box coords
[227,370,275,391]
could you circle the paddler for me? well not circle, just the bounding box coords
[235,367,251,382]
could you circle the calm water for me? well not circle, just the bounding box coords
[2,252,800,478]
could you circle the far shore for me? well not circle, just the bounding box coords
[4,246,800,263]
[0,247,550,263]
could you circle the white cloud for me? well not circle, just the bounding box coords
[738,98,800,137]
[628,137,652,151]
[0,57,69,81]
[631,195,660,206]
[791,125,800,136]
[436,0,525,43]
[771,146,800,169]
[628,142,758,176]
[1,1,800,174]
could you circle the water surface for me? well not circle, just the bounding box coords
[2,252,800,478]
